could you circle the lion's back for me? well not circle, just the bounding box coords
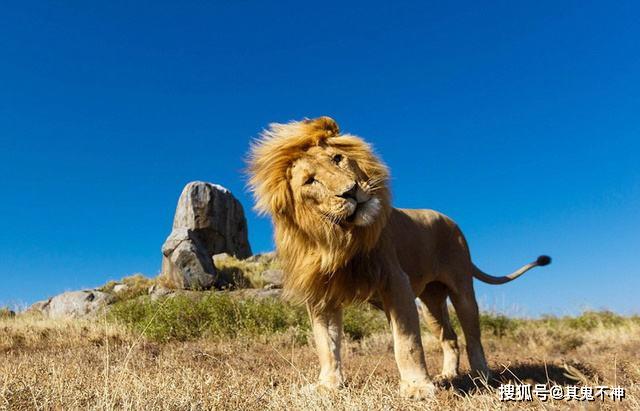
[389,208,462,280]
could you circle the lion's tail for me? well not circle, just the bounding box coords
[472,255,551,285]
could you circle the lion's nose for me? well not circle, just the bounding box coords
[337,183,358,201]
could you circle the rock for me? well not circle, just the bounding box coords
[160,182,252,290]
[261,269,284,289]
[30,290,114,319]
[148,284,174,301]
[212,252,232,264]
[27,300,50,313]
[113,284,129,293]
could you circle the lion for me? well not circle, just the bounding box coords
[247,116,551,399]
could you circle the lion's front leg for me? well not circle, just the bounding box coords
[380,270,436,400]
[307,303,344,390]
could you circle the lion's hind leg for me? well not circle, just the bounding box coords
[419,282,460,379]
[449,283,489,378]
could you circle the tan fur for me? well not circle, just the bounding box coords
[247,117,549,399]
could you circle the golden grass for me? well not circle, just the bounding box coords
[1,311,638,410]
[213,253,279,289]
[98,274,156,302]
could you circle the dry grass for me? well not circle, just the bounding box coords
[213,253,279,289]
[98,274,156,302]
[1,307,638,410]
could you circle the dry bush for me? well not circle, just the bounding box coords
[98,274,156,302]
[213,253,279,289]
[0,308,15,320]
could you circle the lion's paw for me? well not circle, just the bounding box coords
[399,379,437,400]
[304,378,344,395]
[434,370,459,381]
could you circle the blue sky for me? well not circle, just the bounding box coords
[1,1,638,315]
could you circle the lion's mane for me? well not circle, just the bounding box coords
[248,117,391,307]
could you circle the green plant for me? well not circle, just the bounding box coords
[343,304,388,340]
[107,293,310,342]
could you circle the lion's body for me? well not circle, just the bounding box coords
[248,117,550,399]
[390,208,472,297]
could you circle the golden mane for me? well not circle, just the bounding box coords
[247,117,391,307]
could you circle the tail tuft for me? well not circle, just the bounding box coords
[536,255,552,266]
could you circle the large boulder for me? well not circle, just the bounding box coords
[30,290,114,319]
[160,182,252,290]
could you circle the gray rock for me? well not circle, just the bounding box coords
[261,269,284,289]
[148,284,174,301]
[160,182,252,290]
[30,290,114,319]
[28,300,50,313]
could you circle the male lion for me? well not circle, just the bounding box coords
[247,116,551,399]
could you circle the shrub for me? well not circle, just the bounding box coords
[343,304,388,340]
[478,313,520,337]
[213,254,279,289]
[539,310,629,331]
[99,274,156,302]
[108,293,309,342]
[108,293,391,343]
[448,310,520,337]
[0,307,15,319]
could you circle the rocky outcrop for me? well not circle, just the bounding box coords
[29,290,114,319]
[160,182,252,290]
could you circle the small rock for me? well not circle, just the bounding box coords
[148,284,174,301]
[261,269,284,289]
[30,290,114,319]
[113,284,129,293]
[212,253,232,264]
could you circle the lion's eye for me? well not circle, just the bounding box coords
[304,176,315,185]
[332,154,343,164]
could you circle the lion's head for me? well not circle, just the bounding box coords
[248,117,391,306]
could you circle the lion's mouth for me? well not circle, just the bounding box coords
[344,197,380,227]
[345,203,359,223]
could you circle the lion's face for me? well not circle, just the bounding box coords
[248,116,391,304]
[249,116,390,256]
[290,145,382,227]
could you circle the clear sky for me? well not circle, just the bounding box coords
[1,1,638,315]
